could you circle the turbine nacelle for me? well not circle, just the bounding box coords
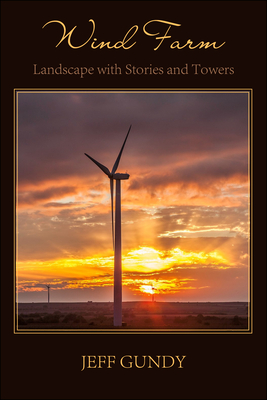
[112,173,130,180]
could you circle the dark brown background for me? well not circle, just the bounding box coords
[1,1,266,399]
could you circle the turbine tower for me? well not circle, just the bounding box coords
[151,286,155,302]
[46,285,50,303]
[85,126,131,327]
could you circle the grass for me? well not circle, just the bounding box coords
[16,301,249,330]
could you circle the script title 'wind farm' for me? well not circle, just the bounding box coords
[16,91,250,304]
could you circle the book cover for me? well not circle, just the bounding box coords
[1,1,266,399]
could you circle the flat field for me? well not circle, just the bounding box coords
[16,301,249,331]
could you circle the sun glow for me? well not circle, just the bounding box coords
[122,246,228,273]
[140,284,155,295]
[17,245,230,297]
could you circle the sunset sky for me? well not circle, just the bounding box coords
[16,91,250,302]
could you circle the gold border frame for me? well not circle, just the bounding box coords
[14,88,252,334]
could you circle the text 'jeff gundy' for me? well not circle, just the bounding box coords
[81,355,186,370]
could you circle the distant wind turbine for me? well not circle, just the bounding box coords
[46,285,50,303]
[151,286,155,302]
[85,125,132,327]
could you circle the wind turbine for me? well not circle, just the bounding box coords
[85,125,132,327]
[151,286,155,302]
[46,285,50,303]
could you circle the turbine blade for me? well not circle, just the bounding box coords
[111,125,131,174]
[84,153,111,177]
[110,178,115,251]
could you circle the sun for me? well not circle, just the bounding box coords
[140,284,155,295]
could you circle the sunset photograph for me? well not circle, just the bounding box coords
[15,90,251,330]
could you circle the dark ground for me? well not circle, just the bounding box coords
[16,301,249,331]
